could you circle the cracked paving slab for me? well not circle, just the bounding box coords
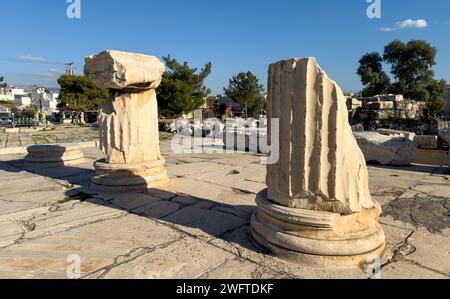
[401,227,450,276]
[381,261,448,279]
[198,256,290,279]
[87,236,236,279]
[0,214,183,279]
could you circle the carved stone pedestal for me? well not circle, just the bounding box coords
[91,159,169,192]
[25,144,85,167]
[251,190,385,268]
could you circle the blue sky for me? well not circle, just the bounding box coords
[1,0,449,94]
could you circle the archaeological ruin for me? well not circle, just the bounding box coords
[347,94,450,134]
[84,50,170,192]
[250,57,386,267]
[25,144,85,167]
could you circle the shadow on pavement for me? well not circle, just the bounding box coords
[0,157,264,255]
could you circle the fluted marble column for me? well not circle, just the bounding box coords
[251,58,385,268]
[84,50,169,192]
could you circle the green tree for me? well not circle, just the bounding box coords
[157,55,212,118]
[0,76,9,105]
[383,40,447,115]
[357,40,447,116]
[224,72,265,118]
[15,105,38,119]
[357,52,391,97]
[205,96,227,119]
[57,75,109,111]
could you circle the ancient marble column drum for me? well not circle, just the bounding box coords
[84,50,169,192]
[251,57,386,267]
[25,144,85,167]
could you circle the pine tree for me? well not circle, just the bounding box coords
[157,55,212,118]
[57,75,109,111]
[357,52,391,97]
[224,72,265,118]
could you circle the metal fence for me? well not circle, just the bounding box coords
[0,118,45,128]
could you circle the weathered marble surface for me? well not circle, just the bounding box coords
[84,50,168,191]
[85,50,164,165]
[0,142,448,278]
[84,50,164,90]
[354,132,417,166]
[25,144,85,167]
[265,58,377,214]
[251,57,385,268]
[97,89,162,164]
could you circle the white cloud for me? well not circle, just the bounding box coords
[380,19,428,32]
[16,54,46,62]
[39,69,63,78]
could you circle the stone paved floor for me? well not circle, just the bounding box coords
[0,140,449,279]
[0,125,99,149]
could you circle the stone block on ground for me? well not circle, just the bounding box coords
[414,135,439,150]
[354,131,416,166]
[25,144,85,167]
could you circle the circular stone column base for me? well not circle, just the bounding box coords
[90,159,170,192]
[25,144,85,167]
[250,190,386,269]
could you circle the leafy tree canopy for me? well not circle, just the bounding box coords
[57,75,109,111]
[15,105,38,119]
[157,55,212,118]
[224,71,265,118]
[357,52,391,97]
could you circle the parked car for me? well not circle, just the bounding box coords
[0,117,13,126]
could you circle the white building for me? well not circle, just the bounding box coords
[43,92,59,114]
[0,88,24,102]
[14,94,32,107]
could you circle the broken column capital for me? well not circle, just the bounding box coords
[84,50,165,90]
[84,50,169,192]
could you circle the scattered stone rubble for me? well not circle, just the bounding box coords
[348,95,427,130]
[415,135,440,150]
[223,118,268,154]
[376,129,416,141]
[354,132,417,166]
[166,117,269,153]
